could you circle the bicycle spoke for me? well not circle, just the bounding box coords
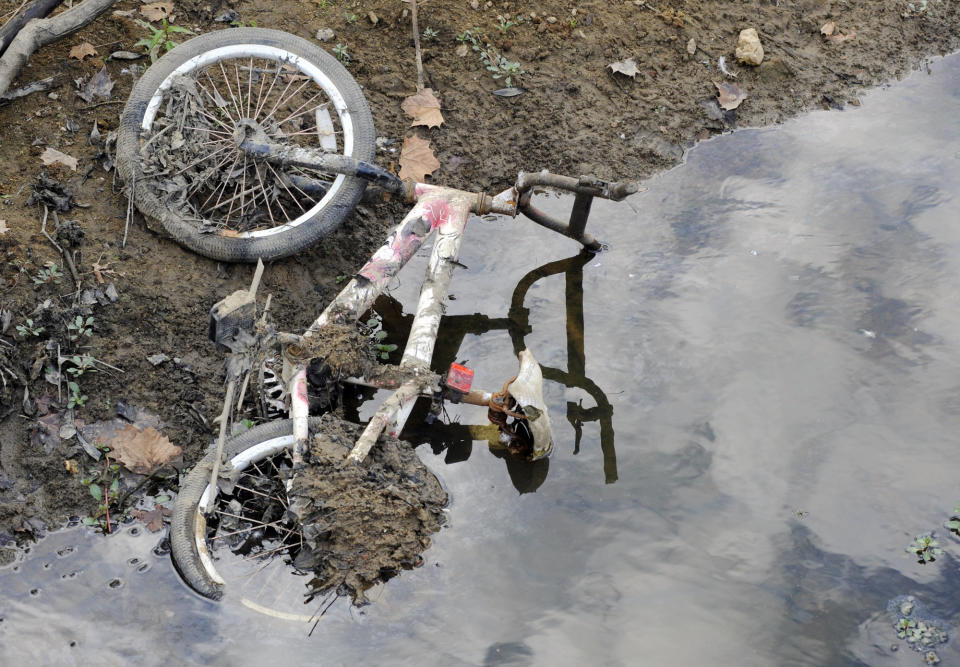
[218,61,243,119]
[234,482,287,508]
[253,163,277,225]
[176,145,230,176]
[254,62,284,120]
[210,519,285,541]
[203,71,237,123]
[267,162,309,213]
[274,90,326,128]
[262,78,311,126]
[246,57,254,118]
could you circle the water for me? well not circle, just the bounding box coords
[4,56,960,666]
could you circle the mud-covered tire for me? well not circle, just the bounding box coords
[117,28,375,262]
[171,417,322,599]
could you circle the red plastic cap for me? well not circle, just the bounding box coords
[447,363,474,393]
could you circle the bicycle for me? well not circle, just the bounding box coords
[115,28,637,616]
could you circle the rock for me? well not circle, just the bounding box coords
[368,11,378,25]
[686,38,696,56]
[735,28,764,66]
[315,28,335,42]
[146,353,169,367]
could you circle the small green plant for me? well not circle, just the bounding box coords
[422,26,439,41]
[361,316,398,360]
[80,445,124,531]
[456,27,524,87]
[344,10,359,23]
[497,18,517,33]
[66,354,97,378]
[332,43,350,64]
[133,18,195,62]
[33,261,63,285]
[67,315,94,341]
[908,534,943,563]
[484,53,524,87]
[896,617,917,639]
[15,318,44,337]
[66,380,88,409]
[947,506,960,535]
[335,273,348,284]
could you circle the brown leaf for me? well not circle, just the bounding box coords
[140,1,174,21]
[106,424,181,474]
[608,58,640,78]
[828,27,857,43]
[131,505,172,532]
[714,81,747,111]
[401,88,444,128]
[40,147,78,171]
[399,135,440,181]
[69,42,98,61]
[820,22,836,36]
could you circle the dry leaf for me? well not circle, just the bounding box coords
[820,21,836,36]
[107,424,181,474]
[140,1,174,21]
[40,147,78,171]
[69,42,97,61]
[828,28,857,43]
[608,58,640,78]
[401,88,444,128]
[714,81,747,111]
[399,135,440,181]
[0,220,7,235]
[131,505,172,532]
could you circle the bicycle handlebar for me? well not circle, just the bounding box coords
[515,170,640,202]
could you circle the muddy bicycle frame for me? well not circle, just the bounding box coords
[205,132,638,509]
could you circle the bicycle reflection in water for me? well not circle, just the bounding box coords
[344,250,617,494]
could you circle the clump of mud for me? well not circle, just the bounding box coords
[301,323,375,378]
[289,415,447,604]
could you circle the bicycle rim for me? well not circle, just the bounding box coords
[140,44,353,238]
[193,435,328,621]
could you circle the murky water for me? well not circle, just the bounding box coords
[4,56,960,666]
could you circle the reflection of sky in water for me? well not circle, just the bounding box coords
[4,56,960,666]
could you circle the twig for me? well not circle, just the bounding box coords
[50,210,81,288]
[91,356,124,373]
[203,379,236,514]
[79,99,123,111]
[0,74,57,102]
[40,205,63,254]
[409,0,424,92]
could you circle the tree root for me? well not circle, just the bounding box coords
[0,0,116,99]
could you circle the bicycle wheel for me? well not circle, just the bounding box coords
[171,418,326,618]
[117,28,376,262]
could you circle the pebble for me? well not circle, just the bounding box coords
[368,11,378,25]
[146,353,170,366]
[736,28,764,66]
[315,28,334,42]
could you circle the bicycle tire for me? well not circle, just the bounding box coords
[117,28,376,262]
[171,417,323,601]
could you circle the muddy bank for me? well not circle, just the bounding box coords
[0,0,959,548]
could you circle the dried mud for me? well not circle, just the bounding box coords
[290,415,447,604]
[0,0,959,554]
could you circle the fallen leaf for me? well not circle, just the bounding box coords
[110,50,143,60]
[64,459,80,475]
[0,220,6,235]
[40,147,79,171]
[820,21,836,36]
[608,58,640,79]
[401,88,444,128]
[79,65,114,102]
[106,424,181,474]
[131,505,172,532]
[398,135,440,181]
[69,42,97,61]
[828,27,857,43]
[714,81,747,111]
[492,87,525,97]
[140,1,173,21]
